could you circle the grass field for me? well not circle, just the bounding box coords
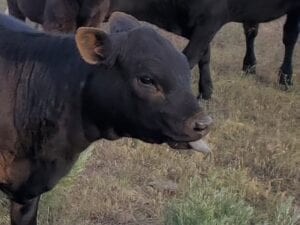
[0,3,299,225]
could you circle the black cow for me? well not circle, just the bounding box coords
[0,13,211,225]
[7,0,109,32]
[105,0,300,99]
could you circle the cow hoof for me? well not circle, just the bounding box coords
[242,64,256,75]
[278,70,293,91]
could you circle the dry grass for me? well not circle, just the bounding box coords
[0,4,300,225]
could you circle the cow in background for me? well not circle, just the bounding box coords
[6,0,109,32]
[104,0,300,99]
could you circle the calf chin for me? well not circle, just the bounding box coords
[168,142,191,149]
[168,139,211,155]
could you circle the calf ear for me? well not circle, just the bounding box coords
[109,12,140,33]
[75,27,112,65]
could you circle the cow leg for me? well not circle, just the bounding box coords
[10,197,40,225]
[7,0,26,21]
[279,10,300,89]
[242,22,259,74]
[198,46,213,100]
[183,23,223,99]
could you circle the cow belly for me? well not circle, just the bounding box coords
[229,0,291,23]
[234,11,287,23]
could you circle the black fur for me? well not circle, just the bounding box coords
[0,14,210,224]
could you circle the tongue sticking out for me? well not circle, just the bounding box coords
[188,139,211,154]
[168,139,211,155]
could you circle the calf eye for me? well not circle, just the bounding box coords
[139,76,155,86]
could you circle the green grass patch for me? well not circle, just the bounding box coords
[164,169,299,225]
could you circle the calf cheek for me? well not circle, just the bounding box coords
[164,93,200,120]
[128,81,166,128]
[159,94,200,132]
[126,99,163,132]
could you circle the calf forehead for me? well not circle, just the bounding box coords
[125,28,190,77]
[128,28,175,55]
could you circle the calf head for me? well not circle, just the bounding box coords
[76,12,212,148]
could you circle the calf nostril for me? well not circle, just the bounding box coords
[193,116,213,132]
[194,122,207,131]
[201,115,213,126]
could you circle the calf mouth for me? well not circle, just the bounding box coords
[165,114,212,148]
[166,116,212,152]
[165,128,209,145]
[167,137,211,154]
[166,129,209,150]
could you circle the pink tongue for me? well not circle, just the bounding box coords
[189,140,211,154]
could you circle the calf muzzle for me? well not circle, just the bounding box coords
[184,113,212,140]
